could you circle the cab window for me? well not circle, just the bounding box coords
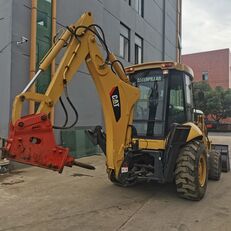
[168,71,186,127]
[130,69,166,138]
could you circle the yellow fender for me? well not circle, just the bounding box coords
[184,122,203,142]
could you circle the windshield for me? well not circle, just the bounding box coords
[130,69,166,138]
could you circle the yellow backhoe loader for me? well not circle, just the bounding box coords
[2,12,229,200]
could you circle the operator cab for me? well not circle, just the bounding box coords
[127,62,194,139]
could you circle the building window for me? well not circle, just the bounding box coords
[120,23,130,62]
[135,34,143,64]
[202,71,208,81]
[135,0,144,17]
[124,0,131,5]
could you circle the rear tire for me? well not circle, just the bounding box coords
[175,140,208,201]
[208,151,221,180]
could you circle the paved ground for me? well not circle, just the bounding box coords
[0,133,230,231]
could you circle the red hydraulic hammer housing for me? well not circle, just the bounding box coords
[4,113,75,173]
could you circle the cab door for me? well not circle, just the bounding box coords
[167,71,193,131]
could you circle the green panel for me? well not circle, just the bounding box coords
[36,0,52,94]
[61,127,100,158]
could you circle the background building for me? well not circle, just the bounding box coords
[0,0,181,149]
[182,48,231,88]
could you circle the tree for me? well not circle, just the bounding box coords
[193,81,231,123]
[193,81,211,117]
[208,87,231,122]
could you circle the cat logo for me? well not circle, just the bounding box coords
[110,86,121,122]
[111,95,120,107]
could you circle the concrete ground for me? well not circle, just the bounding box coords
[0,133,230,231]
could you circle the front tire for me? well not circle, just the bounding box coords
[208,150,221,180]
[221,153,230,172]
[175,140,208,201]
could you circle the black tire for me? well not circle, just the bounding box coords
[175,140,208,201]
[208,151,221,180]
[221,154,230,172]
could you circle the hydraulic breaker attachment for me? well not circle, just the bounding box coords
[4,113,95,173]
[73,160,95,170]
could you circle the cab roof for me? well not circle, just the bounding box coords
[125,61,194,79]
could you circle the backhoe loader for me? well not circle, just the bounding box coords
[2,12,229,201]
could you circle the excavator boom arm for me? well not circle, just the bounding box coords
[5,12,140,177]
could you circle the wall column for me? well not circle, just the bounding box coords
[29,0,37,114]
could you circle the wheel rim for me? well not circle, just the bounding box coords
[198,154,206,187]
